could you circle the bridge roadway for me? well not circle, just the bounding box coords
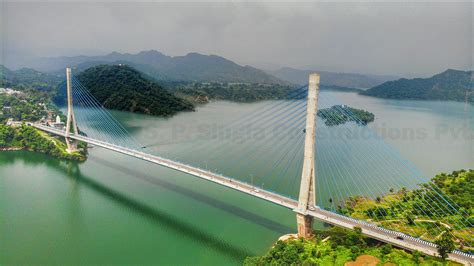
[34,124,474,265]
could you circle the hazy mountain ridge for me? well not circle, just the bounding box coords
[270,67,399,88]
[0,65,61,91]
[14,50,286,84]
[361,69,473,102]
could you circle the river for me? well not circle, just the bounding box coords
[1,91,472,264]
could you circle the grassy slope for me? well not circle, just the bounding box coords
[340,170,473,251]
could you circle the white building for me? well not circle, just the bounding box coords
[52,115,65,129]
[0,88,22,95]
[6,118,23,127]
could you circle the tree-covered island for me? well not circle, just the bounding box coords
[317,105,375,126]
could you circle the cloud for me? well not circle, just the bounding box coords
[1,1,471,76]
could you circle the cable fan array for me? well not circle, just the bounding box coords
[61,75,472,248]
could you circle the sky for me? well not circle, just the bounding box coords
[1,1,472,77]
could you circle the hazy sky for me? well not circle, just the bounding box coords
[1,1,472,76]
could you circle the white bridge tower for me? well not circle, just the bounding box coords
[295,73,320,238]
[65,67,79,153]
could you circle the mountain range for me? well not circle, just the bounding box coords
[0,65,61,91]
[12,50,285,84]
[269,67,399,88]
[5,50,399,88]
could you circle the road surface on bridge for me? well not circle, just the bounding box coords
[34,124,474,265]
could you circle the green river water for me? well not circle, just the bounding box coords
[1,92,472,264]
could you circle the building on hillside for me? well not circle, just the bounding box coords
[0,88,22,95]
[5,118,23,127]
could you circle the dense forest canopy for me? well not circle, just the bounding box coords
[64,65,195,116]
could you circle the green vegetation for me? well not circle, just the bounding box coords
[63,65,195,116]
[432,170,473,212]
[244,227,458,265]
[0,124,86,161]
[339,169,473,251]
[436,230,456,259]
[0,91,63,123]
[317,105,375,126]
[0,68,87,161]
[361,69,473,103]
[166,81,294,103]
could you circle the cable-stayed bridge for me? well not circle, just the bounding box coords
[34,68,473,264]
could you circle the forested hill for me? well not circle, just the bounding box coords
[361,69,473,102]
[72,65,194,116]
[0,64,61,91]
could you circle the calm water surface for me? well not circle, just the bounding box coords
[1,92,472,264]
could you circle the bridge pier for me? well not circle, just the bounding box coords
[296,213,314,238]
[294,73,320,238]
[65,67,79,153]
[65,138,78,153]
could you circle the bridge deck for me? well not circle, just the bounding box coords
[34,124,474,265]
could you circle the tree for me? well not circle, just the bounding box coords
[366,207,388,219]
[400,187,407,194]
[0,125,15,147]
[348,226,366,247]
[353,226,362,235]
[381,244,393,255]
[350,246,361,260]
[412,250,422,263]
[435,230,455,259]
